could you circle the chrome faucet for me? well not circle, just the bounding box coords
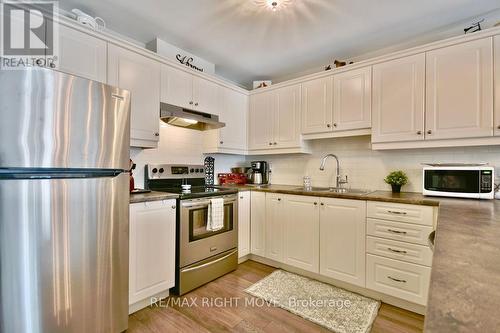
[319,154,348,188]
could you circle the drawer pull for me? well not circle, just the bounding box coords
[387,229,407,235]
[388,247,407,254]
[387,210,407,215]
[388,276,407,283]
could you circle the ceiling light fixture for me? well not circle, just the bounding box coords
[254,0,293,12]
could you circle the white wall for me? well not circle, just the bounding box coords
[253,136,500,193]
[130,121,246,188]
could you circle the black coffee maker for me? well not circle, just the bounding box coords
[250,161,269,185]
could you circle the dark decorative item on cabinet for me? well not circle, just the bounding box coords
[384,170,408,193]
[464,19,484,34]
[325,59,354,71]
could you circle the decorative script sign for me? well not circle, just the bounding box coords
[176,54,203,72]
[146,38,215,75]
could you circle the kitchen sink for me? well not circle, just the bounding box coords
[293,187,373,195]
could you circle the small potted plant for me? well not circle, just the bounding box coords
[384,170,408,193]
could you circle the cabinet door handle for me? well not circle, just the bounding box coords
[269,142,273,146]
[220,141,224,144]
[314,202,318,205]
[240,196,244,199]
[417,130,422,135]
[154,132,160,137]
[171,205,176,209]
[189,101,194,105]
[273,142,277,145]
[320,202,324,206]
[388,276,407,283]
[387,229,407,235]
[387,210,407,215]
[497,125,500,130]
[387,247,407,254]
[333,123,337,127]
[277,198,281,201]
[326,124,331,128]
[195,102,199,106]
[427,130,432,134]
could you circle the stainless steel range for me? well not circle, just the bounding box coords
[145,164,238,295]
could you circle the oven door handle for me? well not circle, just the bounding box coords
[181,249,237,273]
[182,198,236,208]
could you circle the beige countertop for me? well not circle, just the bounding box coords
[129,191,179,203]
[220,184,500,332]
[219,184,439,206]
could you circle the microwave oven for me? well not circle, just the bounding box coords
[422,164,495,199]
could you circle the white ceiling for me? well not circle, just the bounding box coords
[58,0,500,87]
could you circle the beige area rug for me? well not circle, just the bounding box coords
[245,270,380,333]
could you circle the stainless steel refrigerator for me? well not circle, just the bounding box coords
[0,68,131,333]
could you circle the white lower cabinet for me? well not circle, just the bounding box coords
[365,201,435,306]
[250,191,266,256]
[319,198,366,287]
[283,195,320,273]
[366,254,431,305]
[238,191,251,258]
[129,200,176,310]
[265,193,286,262]
[248,193,435,306]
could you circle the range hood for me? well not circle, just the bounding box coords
[160,103,225,131]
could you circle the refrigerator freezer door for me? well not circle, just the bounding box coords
[0,68,130,170]
[0,174,129,333]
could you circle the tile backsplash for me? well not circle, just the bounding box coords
[131,124,500,193]
[252,136,500,192]
[130,122,246,189]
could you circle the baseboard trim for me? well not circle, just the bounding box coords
[129,289,170,315]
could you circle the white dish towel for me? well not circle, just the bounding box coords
[207,198,224,231]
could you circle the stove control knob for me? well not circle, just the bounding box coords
[200,168,204,173]
[190,168,195,173]
[195,168,200,173]
[159,168,164,173]
[152,168,158,174]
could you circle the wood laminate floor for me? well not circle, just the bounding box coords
[128,260,424,333]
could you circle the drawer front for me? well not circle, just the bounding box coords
[366,254,431,305]
[367,218,434,246]
[366,236,433,266]
[367,201,434,226]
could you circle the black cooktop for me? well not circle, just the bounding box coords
[149,185,237,200]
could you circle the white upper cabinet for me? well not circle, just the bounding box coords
[273,84,302,148]
[161,64,193,109]
[283,195,320,273]
[426,38,493,140]
[265,193,285,263]
[129,200,176,307]
[220,88,247,150]
[248,84,303,151]
[204,87,248,153]
[108,44,161,148]
[238,191,251,258]
[301,76,333,134]
[333,67,372,131]
[495,35,500,136]
[249,91,274,149]
[55,25,107,82]
[161,64,219,114]
[372,54,426,143]
[319,198,366,287]
[193,76,219,115]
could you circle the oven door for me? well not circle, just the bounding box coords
[180,195,238,267]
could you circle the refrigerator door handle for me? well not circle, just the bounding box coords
[0,168,127,179]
